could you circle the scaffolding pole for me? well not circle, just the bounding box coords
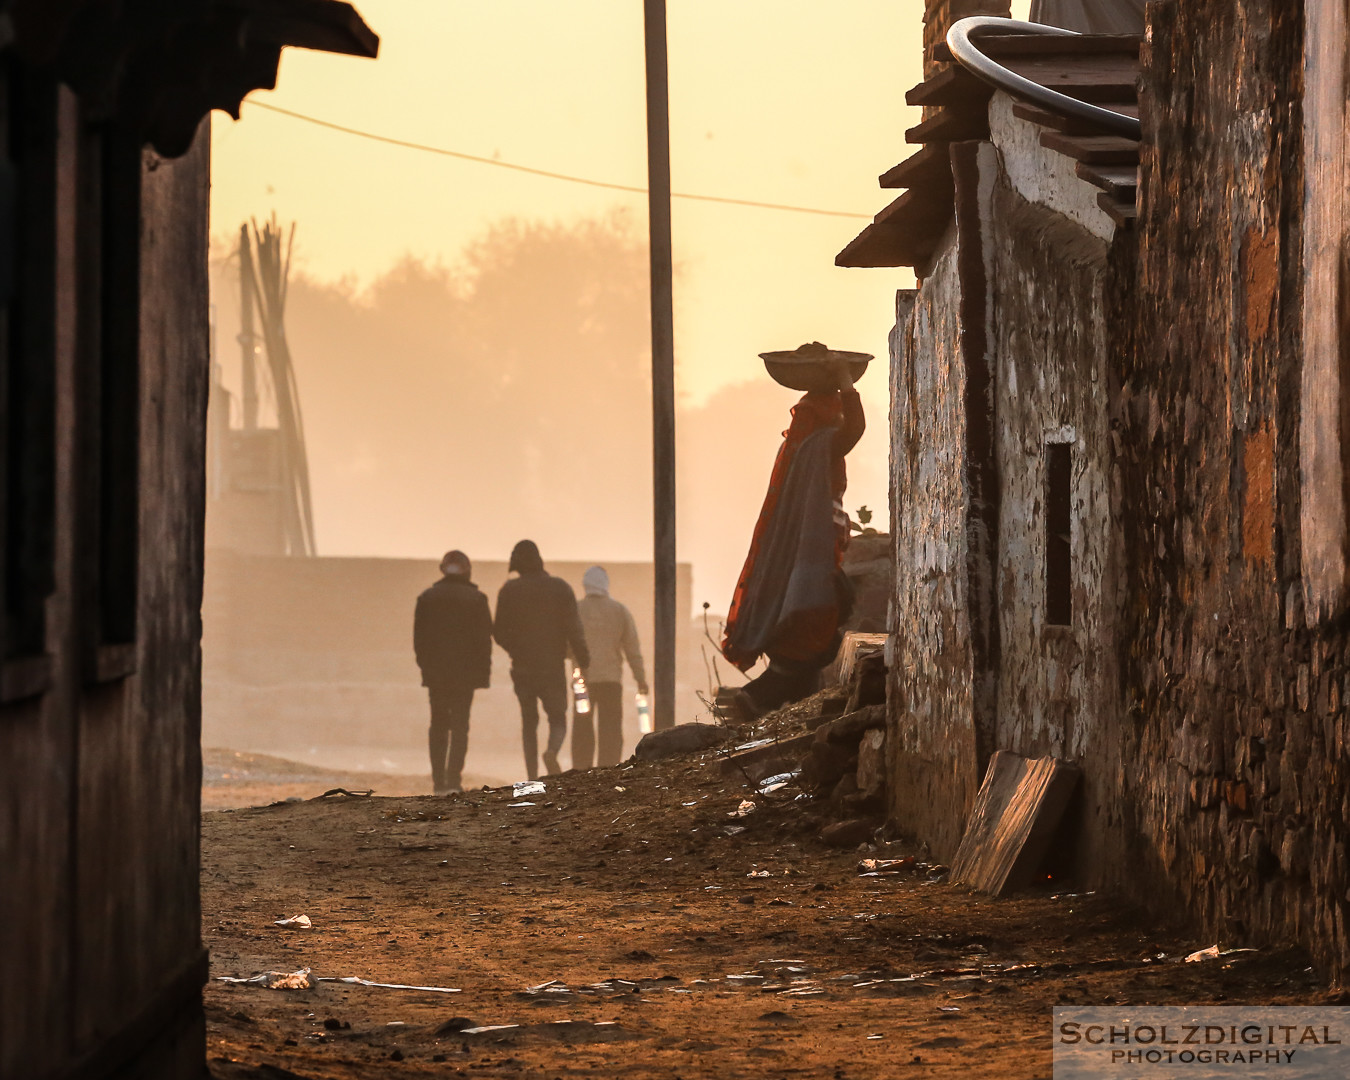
[239,223,258,431]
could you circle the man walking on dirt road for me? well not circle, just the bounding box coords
[413,550,493,794]
[574,565,648,769]
[493,539,590,779]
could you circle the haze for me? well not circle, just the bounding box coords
[206,0,992,608]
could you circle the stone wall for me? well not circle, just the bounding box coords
[888,115,1127,879]
[887,0,1350,984]
[987,163,1124,884]
[889,219,987,858]
[1114,0,1350,978]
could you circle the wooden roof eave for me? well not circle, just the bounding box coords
[225,0,380,58]
[842,30,1146,266]
[835,181,956,269]
[14,0,379,157]
[143,0,381,156]
[905,64,993,110]
[879,143,951,190]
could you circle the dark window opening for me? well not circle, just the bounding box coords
[76,115,141,682]
[96,126,141,649]
[2,66,57,672]
[1045,441,1073,628]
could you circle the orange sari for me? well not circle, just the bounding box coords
[722,390,861,671]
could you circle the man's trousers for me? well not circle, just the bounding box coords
[427,684,474,792]
[571,681,624,769]
[512,667,568,779]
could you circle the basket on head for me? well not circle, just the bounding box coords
[759,341,872,392]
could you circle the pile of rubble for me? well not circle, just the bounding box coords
[635,633,892,850]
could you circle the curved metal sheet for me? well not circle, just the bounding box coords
[1029,0,1146,35]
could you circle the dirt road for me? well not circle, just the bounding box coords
[203,752,1329,1079]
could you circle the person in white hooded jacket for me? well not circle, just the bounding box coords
[574,566,648,768]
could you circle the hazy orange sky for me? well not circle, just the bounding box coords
[209,0,1028,578]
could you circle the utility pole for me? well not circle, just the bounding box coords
[644,0,677,730]
[239,223,258,431]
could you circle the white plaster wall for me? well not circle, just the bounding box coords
[987,92,1117,243]
[890,235,975,773]
[988,163,1115,767]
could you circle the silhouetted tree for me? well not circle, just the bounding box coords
[455,212,652,537]
[213,212,652,561]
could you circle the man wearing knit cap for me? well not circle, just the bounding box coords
[413,550,493,794]
[574,566,648,769]
[493,540,590,779]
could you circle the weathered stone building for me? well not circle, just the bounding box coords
[844,0,1350,979]
[0,4,376,1076]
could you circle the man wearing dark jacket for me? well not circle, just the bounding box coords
[414,550,493,794]
[493,539,589,779]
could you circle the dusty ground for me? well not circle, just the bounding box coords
[203,749,1331,1079]
[203,748,508,811]
[203,749,425,811]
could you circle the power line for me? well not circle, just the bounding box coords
[244,100,872,221]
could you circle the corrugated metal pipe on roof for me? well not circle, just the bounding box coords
[1030,0,1146,35]
[946,17,1142,140]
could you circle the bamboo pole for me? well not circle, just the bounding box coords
[239,223,258,431]
[644,0,677,730]
[246,217,317,557]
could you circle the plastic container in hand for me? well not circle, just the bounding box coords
[572,666,591,715]
[636,693,653,734]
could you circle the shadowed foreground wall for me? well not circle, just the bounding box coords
[1113,0,1350,977]
[0,121,210,1077]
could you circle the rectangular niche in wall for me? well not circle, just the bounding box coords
[1045,440,1072,628]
